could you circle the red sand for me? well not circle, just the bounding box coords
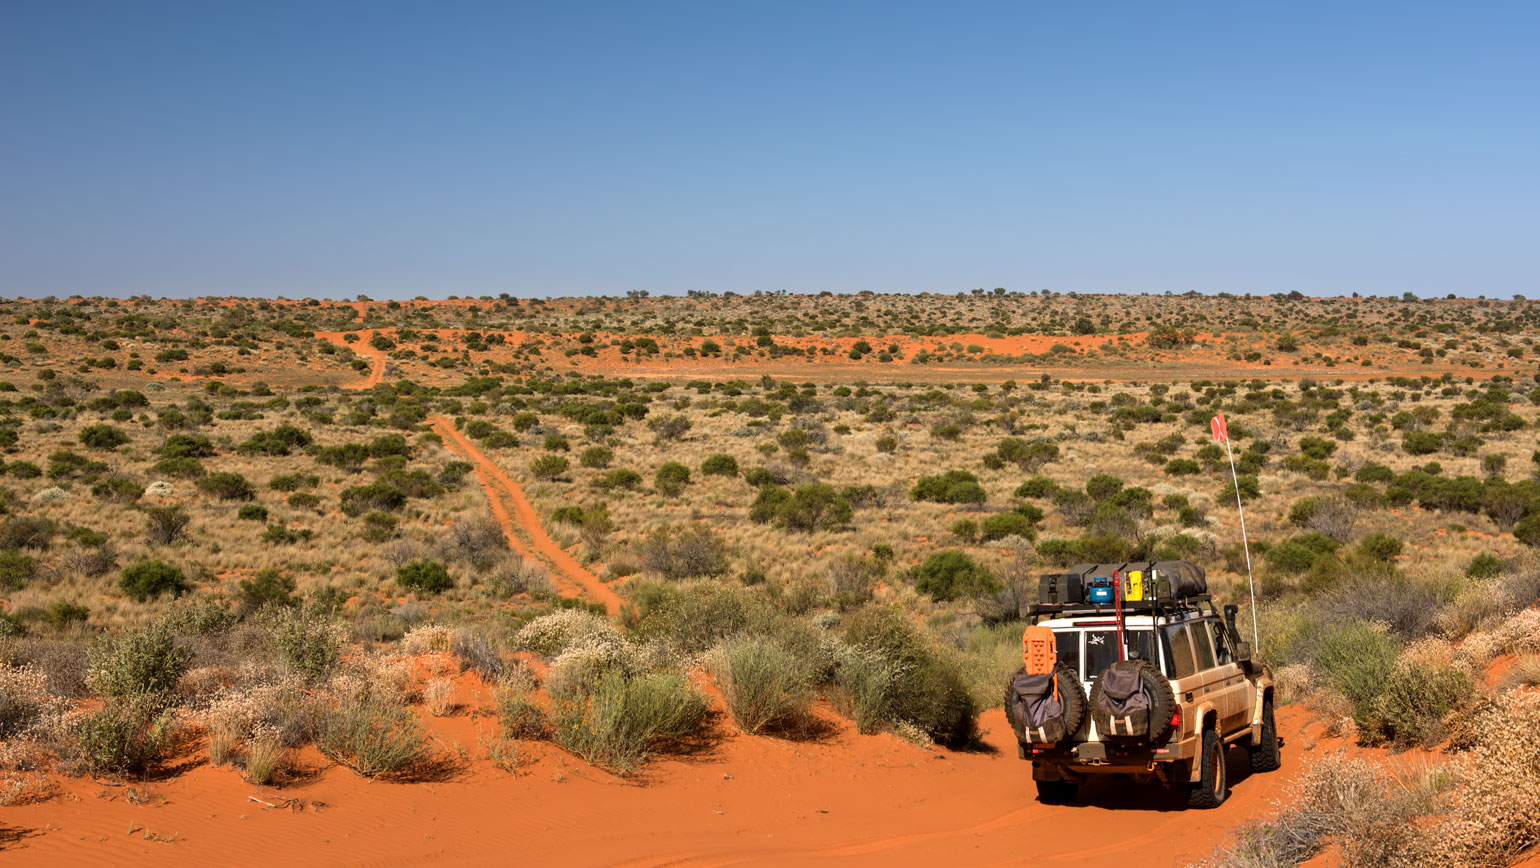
[1,706,1323,867]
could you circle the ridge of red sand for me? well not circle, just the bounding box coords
[429,415,623,616]
[1,706,1322,867]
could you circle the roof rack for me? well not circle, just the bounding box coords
[1027,594,1213,622]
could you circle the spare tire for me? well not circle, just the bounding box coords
[1004,663,1087,741]
[1089,659,1177,744]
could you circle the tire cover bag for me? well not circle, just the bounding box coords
[1090,660,1178,743]
[1005,664,1087,743]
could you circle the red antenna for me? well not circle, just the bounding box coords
[1113,568,1126,662]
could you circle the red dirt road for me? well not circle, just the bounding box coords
[316,330,387,389]
[429,415,623,616]
[1,706,1319,868]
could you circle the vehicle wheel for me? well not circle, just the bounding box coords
[1004,664,1087,740]
[1248,695,1281,772]
[1088,659,1177,744]
[1036,779,1078,805]
[1187,728,1227,809]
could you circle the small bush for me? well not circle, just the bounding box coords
[118,558,188,601]
[579,446,613,469]
[700,454,739,477]
[79,424,129,450]
[912,470,986,504]
[397,560,453,594]
[143,505,191,546]
[551,669,708,773]
[1358,532,1404,561]
[237,568,297,614]
[980,511,1035,542]
[637,524,730,579]
[87,622,190,702]
[0,550,36,591]
[654,461,690,496]
[237,504,268,522]
[74,699,177,777]
[316,698,430,779]
[197,471,255,501]
[911,550,998,601]
[530,454,569,480]
[268,606,344,681]
[712,636,815,735]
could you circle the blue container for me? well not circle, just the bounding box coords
[1087,577,1114,604]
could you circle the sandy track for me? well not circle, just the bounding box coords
[0,706,1319,868]
[429,415,623,616]
[316,330,387,389]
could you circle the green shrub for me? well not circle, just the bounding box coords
[654,461,690,496]
[1366,651,1474,746]
[91,476,144,503]
[530,454,569,480]
[143,505,191,546]
[1402,431,1444,455]
[152,456,206,478]
[197,471,255,500]
[237,568,296,613]
[269,606,343,681]
[980,511,1036,542]
[911,550,998,601]
[339,479,406,516]
[838,608,977,747]
[599,468,642,490]
[700,453,739,477]
[317,698,430,779]
[637,524,730,579]
[712,636,815,735]
[74,699,176,777]
[79,424,129,450]
[1014,475,1056,498]
[1311,619,1400,729]
[912,470,986,504]
[87,622,190,702]
[1358,533,1404,560]
[774,483,852,531]
[237,504,269,522]
[950,518,978,543]
[579,446,612,469]
[1084,474,1124,501]
[1466,553,1505,579]
[118,559,188,601]
[0,550,36,591]
[397,560,453,594]
[552,669,708,773]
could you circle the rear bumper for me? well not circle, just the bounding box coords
[1025,733,1201,780]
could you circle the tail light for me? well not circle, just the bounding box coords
[1170,707,1182,731]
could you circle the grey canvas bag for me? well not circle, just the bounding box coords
[1012,672,1066,743]
[1097,667,1149,736]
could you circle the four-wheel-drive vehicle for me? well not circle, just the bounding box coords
[1005,560,1281,809]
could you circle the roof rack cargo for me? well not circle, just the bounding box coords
[1027,560,1210,620]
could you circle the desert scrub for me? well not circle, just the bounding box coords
[316,697,430,779]
[0,664,66,739]
[268,606,345,682]
[243,726,285,785]
[87,622,190,706]
[514,609,615,655]
[1362,639,1475,746]
[709,636,815,735]
[494,666,547,739]
[1418,691,1540,867]
[835,607,978,747]
[73,697,179,777]
[551,669,707,773]
[396,559,453,594]
[117,558,188,601]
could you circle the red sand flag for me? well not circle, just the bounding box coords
[1210,413,1228,442]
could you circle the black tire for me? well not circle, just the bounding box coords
[1187,727,1228,809]
[1249,695,1281,772]
[1088,659,1177,744]
[1036,778,1078,805]
[1004,664,1087,741]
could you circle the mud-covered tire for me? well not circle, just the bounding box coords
[1004,664,1087,741]
[1088,659,1177,744]
[1187,727,1228,809]
[1036,779,1078,805]
[1249,695,1281,772]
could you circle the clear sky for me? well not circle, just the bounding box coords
[2,1,1536,299]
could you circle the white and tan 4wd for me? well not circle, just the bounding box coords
[1005,560,1281,809]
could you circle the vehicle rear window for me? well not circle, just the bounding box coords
[1055,630,1079,677]
[1083,630,1158,681]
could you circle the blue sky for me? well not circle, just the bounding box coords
[2,1,1536,299]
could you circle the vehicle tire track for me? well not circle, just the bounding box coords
[316,330,387,388]
[429,415,622,615]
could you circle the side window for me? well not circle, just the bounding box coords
[1164,624,1197,679]
[1055,630,1080,678]
[1191,620,1218,671]
[1210,620,1232,666]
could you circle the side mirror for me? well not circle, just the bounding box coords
[1232,640,1252,663]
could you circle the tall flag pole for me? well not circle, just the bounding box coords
[1212,413,1259,648]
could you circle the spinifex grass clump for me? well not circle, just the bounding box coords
[316,697,430,779]
[552,669,707,773]
[711,636,815,735]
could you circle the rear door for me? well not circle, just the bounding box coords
[1193,618,1251,733]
